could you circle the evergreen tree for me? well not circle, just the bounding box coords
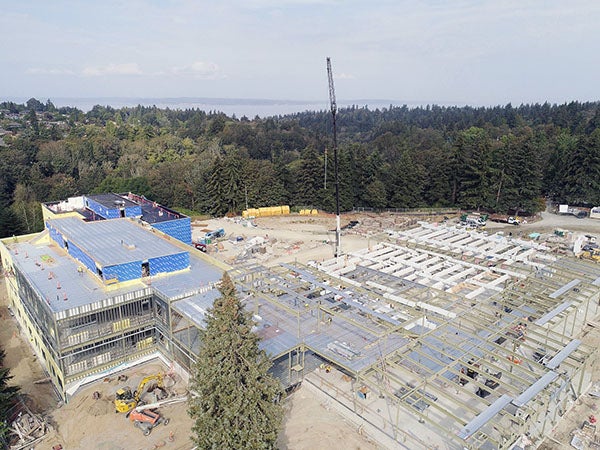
[293,146,322,208]
[188,272,283,450]
[511,130,544,213]
[388,150,425,208]
[243,159,287,208]
[0,207,25,238]
[563,128,600,204]
[220,148,245,214]
[452,127,493,210]
[365,179,388,209]
[0,347,20,444]
[27,109,40,138]
[359,151,386,207]
[205,156,226,216]
[543,132,577,200]
[336,148,355,212]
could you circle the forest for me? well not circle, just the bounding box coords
[1,97,599,238]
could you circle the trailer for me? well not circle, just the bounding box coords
[558,204,587,218]
[489,214,521,225]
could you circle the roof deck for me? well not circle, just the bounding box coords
[47,217,186,268]
[6,223,222,315]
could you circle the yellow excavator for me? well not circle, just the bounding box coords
[114,374,166,413]
[579,246,600,262]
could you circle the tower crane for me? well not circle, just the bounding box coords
[327,57,341,258]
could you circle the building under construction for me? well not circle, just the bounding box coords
[225,222,599,449]
[1,196,599,449]
[0,193,225,400]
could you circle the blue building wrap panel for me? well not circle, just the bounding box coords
[106,208,120,219]
[84,197,120,219]
[125,206,142,217]
[46,223,65,248]
[67,242,96,273]
[103,261,142,282]
[152,217,192,245]
[148,252,189,276]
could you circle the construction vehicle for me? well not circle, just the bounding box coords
[579,247,600,262]
[205,228,225,240]
[489,214,521,225]
[193,238,207,252]
[460,213,488,228]
[114,374,166,413]
[129,408,169,435]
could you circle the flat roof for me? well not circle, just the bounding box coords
[140,203,183,224]
[7,231,223,315]
[47,217,185,268]
[86,193,138,209]
[9,238,140,313]
[172,289,221,329]
[152,254,222,300]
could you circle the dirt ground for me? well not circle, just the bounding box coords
[0,279,57,415]
[2,210,600,450]
[192,213,371,267]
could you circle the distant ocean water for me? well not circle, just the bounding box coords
[5,97,430,118]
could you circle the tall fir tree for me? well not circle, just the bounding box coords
[293,146,322,208]
[452,127,493,210]
[188,272,283,449]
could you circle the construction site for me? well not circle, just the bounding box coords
[1,194,600,449]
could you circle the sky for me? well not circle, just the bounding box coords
[2,0,600,107]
